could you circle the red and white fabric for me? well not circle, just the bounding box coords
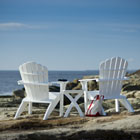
[86,95,104,117]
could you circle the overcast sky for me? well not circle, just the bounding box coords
[0,0,140,70]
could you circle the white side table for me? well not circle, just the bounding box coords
[63,90,84,117]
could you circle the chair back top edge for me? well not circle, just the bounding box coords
[99,57,128,71]
[19,62,48,83]
[98,57,128,98]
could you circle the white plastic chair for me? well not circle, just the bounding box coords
[14,62,68,120]
[80,57,134,114]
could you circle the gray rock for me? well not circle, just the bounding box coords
[122,84,140,91]
[88,80,99,91]
[128,98,140,109]
[49,85,60,92]
[72,83,82,90]
[125,91,135,98]
[66,82,78,90]
[12,89,26,99]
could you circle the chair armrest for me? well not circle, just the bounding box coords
[79,79,99,91]
[17,80,52,86]
[52,81,69,91]
[17,80,23,85]
[18,80,69,91]
[79,77,129,82]
[79,78,99,82]
[98,77,129,81]
[124,77,129,80]
[50,81,69,85]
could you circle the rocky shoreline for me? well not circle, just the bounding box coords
[0,70,140,140]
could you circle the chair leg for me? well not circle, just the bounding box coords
[115,99,120,112]
[28,102,32,115]
[14,101,28,119]
[84,91,88,114]
[59,93,63,117]
[119,99,134,112]
[64,103,73,117]
[74,103,84,117]
[43,97,59,120]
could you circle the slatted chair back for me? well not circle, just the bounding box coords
[19,62,49,101]
[99,57,128,99]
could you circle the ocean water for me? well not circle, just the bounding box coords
[0,70,136,96]
[0,70,99,95]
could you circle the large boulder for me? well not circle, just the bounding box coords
[129,69,140,76]
[72,83,82,90]
[88,80,99,91]
[83,75,99,90]
[66,82,78,90]
[122,84,140,91]
[49,85,60,92]
[13,88,26,99]
[125,91,136,98]
[134,91,140,98]
[122,69,140,91]
[128,98,140,109]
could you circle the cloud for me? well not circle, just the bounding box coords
[0,22,44,31]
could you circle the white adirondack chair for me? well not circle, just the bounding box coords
[80,57,134,114]
[14,62,68,120]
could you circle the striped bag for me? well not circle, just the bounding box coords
[86,95,104,117]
